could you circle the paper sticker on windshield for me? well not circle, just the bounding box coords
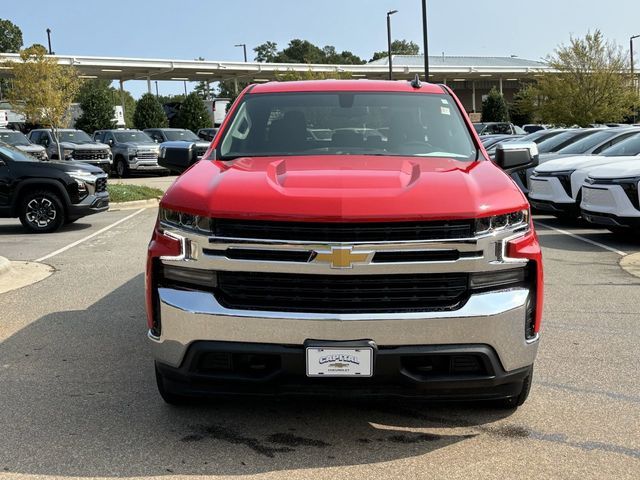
[440,106,451,115]
[441,98,449,104]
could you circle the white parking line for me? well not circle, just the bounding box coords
[35,208,147,262]
[535,221,627,257]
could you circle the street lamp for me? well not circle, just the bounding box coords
[421,0,429,80]
[632,35,640,122]
[386,10,398,81]
[234,43,248,62]
[46,28,53,54]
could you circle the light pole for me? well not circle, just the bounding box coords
[632,35,640,122]
[421,0,429,80]
[386,10,398,81]
[235,43,248,62]
[46,28,53,54]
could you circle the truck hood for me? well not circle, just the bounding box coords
[59,141,108,150]
[123,142,158,149]
[536,155,638,173]
[15,144,46,153]
[587,159,640,180]
[162,155,528,221]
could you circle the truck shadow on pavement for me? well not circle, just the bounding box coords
[0,274,516,477]
[0,221,92,236]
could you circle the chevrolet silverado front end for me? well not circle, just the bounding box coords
[147,80,543,407]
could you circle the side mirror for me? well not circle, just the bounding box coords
[158,141,206,174]
[494,142,539,174]
[0,159,6,167]
[108,139,114,146]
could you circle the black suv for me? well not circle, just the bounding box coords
[0,143,109,233]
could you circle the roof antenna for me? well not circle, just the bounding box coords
[410,74,422,88]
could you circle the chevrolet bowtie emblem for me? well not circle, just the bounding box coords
[313,246,372,269]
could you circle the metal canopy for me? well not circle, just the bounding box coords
[0,53,553,83]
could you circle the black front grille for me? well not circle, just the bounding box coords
[195,147,208,157]
[216,272,469,313]
[74,150,110,160]
[95,177,107,193]
[213,219,474,242]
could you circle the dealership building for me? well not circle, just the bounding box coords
[0,53,551,114]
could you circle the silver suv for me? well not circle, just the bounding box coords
[93,129,166,177]
[28,129,111,170]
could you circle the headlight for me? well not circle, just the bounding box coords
[475,209,529,235]
[63,148,74,159]
[159,207,213,234]
[69,172,95,198]
[128,147,138,157]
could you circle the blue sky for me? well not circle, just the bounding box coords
[3,0,640,98]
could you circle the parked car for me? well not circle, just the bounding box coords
[143,128,211,159]
[149,79,542,407]
[529,132,640,218]
[522,124,547,134]
[0,128,48,160]
[28,128,112,170]
[93,129,166,178]
[481,134,518,149]
[197,128,218,142]
[581,159,640,232]
[473,122,526,135]
[542,127,639,163]
[0,142,109,233]
[513,129,603,195]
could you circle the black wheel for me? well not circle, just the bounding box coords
[114,157,129,178]
[19,190,66,233]
[155,364,193,406]
[495,368,533,409]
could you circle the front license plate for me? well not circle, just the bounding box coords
[306,347,373,377]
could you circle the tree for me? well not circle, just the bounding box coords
[75,80,116,132]
[133,93,168,129]
[4,45,82,159]
[0,19,23,99]
[254,41,278,62]
[481,87,509,122]
[536,30,639,126]
[174,92,210,132]
[509,84,538,126]
[253,39,365,65]
[0,19,23,53]
[371,40,420,62]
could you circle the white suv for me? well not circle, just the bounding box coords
[581,159,640,232]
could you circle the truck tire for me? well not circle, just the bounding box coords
[19,189,66,233]
[155,364,192,406]
[114,157,129,178]
[495,368,533,409]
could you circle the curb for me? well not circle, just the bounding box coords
[619,252,640,279]
[0,256,12,278]
[109,198,160,211]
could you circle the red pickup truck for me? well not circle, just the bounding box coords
[147,79,543,408]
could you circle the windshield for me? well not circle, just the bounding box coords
[0,130,30,146]
[519,129,564,144]
[557,130,623,155]
[114,131,153,143]
[473,124,484,134]
[58,131,93,143]
[537,130,598,153]
[601,132,640,156]
[164,130,200,141]
[0,143,35,162]
[219,92,477,160]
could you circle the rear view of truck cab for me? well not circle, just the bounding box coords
[147,79,543,407]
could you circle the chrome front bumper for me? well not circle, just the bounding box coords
[149,286,539,373]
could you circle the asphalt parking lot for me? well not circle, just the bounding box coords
[1,209,639,479]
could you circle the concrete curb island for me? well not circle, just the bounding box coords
[620,252,640,279]
[108,198,160,211]
[0,257,54,295]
